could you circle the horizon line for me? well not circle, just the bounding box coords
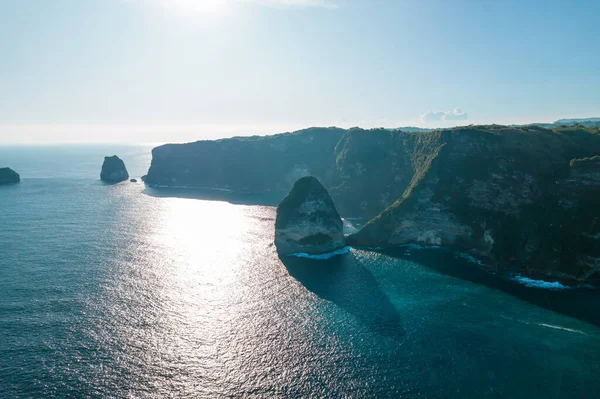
[0,117,598,145]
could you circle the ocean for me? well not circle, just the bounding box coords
[1,144,600,398]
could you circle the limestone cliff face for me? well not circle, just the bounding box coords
[142,126,439,220]
[100,156,129,183]
[330,128,415,219]
[143,127,345,192]
[144,123,600,283]
[327,128,459,219]
[349,125,600,283]
[275,176,345,255]
[0,167,20,185]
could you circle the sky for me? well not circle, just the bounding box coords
[1,0,599,143]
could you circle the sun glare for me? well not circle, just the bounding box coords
[153,197,250,283]
[162,0,230,20]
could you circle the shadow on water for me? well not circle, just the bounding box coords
[280,253,404,338]
[143,186,284,207]
[380,247,600,328]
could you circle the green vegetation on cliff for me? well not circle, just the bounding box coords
[145,127,345,192]
[570,155,600,170]
[348,124,600,282]
[145,123,600,282]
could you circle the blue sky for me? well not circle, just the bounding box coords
[1,0,599,143]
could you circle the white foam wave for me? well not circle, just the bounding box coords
[456,253,485,266]
[401,243,426,250]
[539,323,586,334]
[204,187,234,192]
[511,275,569,290]
[288,246,351,260]
[342,219,360,235]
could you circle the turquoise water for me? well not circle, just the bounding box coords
[1,145,600,398]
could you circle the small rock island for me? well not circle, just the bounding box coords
[0,167,20,185]
[274,176,345,256]
[100,156,129,183]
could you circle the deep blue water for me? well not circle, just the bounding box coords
[1,145,600,398]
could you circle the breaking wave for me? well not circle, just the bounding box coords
[456,252,485,266]
[538,323,587,334]
[288,246,351,260]
[511,275,570,290]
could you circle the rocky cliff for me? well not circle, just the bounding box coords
[274,176,345,255]
[143,127,432,219]
[0,167,20,185]
[144,127,345,192]
[330,127,445,218]
[145,124,600,283]
[100,156,129,183]
[348,125,600,283]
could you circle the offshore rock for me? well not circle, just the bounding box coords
[275,176,345,256]
[0,167,20,185]
[100,156,129,183]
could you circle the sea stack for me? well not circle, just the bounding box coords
[0,167,20,185]
[275,176,345,256]
[100,156,129,183]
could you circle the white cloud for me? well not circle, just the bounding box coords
[421,108,468,123]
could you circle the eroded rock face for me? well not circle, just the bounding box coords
[0,167,20,185]
[142,123,600,283]
[348,125,600,283]
[143,127,345,191]
[100,156,129,183]
[275,176,345,255]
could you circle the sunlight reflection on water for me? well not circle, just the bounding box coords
[3,179,600,398]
